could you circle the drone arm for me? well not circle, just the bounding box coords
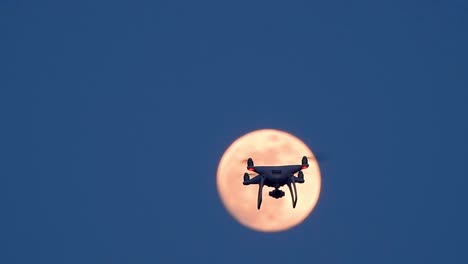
[243,174,263,185]
[290,165,306,175]
[291,175,304,183]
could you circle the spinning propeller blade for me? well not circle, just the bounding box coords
[241,153,328,165]
[307,152,330,162]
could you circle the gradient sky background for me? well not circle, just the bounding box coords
[2,0,468,263]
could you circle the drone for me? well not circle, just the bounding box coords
[242,156,310,210]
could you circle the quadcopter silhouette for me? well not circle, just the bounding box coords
[242,156,310,210]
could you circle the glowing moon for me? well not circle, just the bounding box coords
[216,129,321,232]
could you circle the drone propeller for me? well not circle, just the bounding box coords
[305,153,329,162]
[241,155,326,165]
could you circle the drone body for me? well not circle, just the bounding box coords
[243,156,309,209]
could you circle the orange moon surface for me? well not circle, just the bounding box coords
[216,129,321,232]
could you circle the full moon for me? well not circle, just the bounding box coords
[216,129,321,232]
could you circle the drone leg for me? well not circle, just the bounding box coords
[257,176,264,210]
[291,176,298,208]
[287,177,298,208]
[286,183,295,208]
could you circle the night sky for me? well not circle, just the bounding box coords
[2,0,468,263]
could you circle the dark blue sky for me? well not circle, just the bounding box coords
[2,0,468,263]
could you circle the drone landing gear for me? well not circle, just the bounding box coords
[269,188,285,199]
[286,177,298,208]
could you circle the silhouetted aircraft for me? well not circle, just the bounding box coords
[242,156,310,209]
